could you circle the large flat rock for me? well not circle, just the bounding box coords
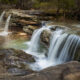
[0,61,80,80]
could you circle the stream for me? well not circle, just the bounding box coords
[0,11,80,71]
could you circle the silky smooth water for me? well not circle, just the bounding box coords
[24,23,80,71]
[57,34,80,64]
[48,30,68,62]
[0,14,11,36]
[0,11,5,23]
[25,24,52,57]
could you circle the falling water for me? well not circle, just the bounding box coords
[57,34,80,64]
[24,21,80,71]
[28,28,49,51]
[32,30,69,70]
[47,30,80,64]
[25,23,51,56]
[0,11,5,23]
[30,29,80,71]
[48,30,68,62]
[4,14,11,32]
[0,14,11,36]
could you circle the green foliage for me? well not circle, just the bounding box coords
[0,0,79,13]
[0,0,18,4]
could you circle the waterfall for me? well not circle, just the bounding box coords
[0,14,11,36]
[48,30,68,62]
[25,23,51,56]
[28,28,49,52]
[24,21,80,71]
[29,28,80,71]
[57,34,80,64]
[4,14,11,32]
[47,32,80,65]
[0,11,5,23]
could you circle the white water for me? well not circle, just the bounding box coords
[57,35,80,64]
[0,14,11,36]
[0,11,5,23]
[4,14,11,32]
[25,24,52,57]
[30,32,80,71]
[48,31,68,62]
[24,23,80,71]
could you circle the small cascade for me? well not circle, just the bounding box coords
[0,14,11,36]
[47,32,80,65]
[47,31,80,64]
[48,30,68,62]
[28,28,80,71]
[57,34,80,64]
[25,22,51,56]
[0,11,5,23]
[24,21,80,71]
[4,14,11,32]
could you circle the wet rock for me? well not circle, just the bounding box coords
[0,36,5,48]
[23,25,39,35]
[5,9,41,32]
[8,68,34,76]
[0,48,35,75]
[50,25,68,31]
[40,25,69,47]
[17,19,40,26]
[5,9,37,20]
[24,61,80,80]
[8,68,27,75]
[64,72,80,80]
[0,48,35,62]
[40,30,51,46]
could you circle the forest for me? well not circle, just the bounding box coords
[0,0,80,20]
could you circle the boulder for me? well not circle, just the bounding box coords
[0,48,35,62]
[40,25,70,47]
[20,61,80,80]
[23,25,39,35]
[40,30,51,46]
[0,48,35,75]
[0,61,80,80]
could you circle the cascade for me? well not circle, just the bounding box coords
[4,14,11,32]
[0,14,11,36]
[57,34,80,64]
[0,11,5,23]
[48,30,68,62]
[25,22,52,56]
[24,23,80,71]
[48,31,80,64]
